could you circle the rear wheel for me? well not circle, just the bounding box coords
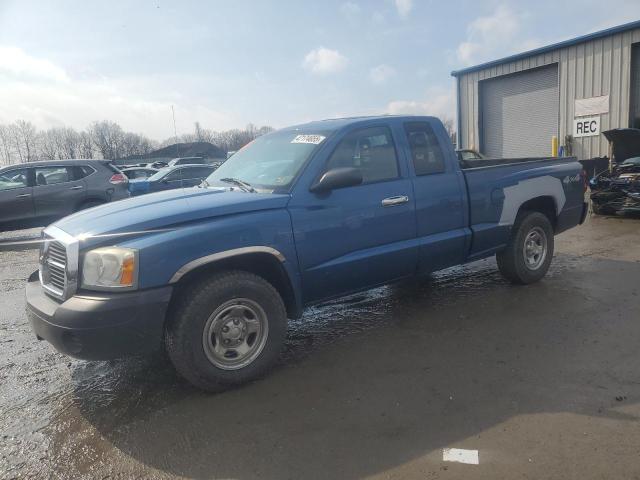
[165,270,287,392]
[496,211,554,285]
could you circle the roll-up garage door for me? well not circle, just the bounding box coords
[480,64,559,158]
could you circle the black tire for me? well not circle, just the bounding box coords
[165,270,287,392]
[496,211,554,285]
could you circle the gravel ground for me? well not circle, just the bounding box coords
[0,214,639,479]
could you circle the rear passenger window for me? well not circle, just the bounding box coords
[34,167,72,186]
[72,165,95,179]
[404,122,446,175]
[325,126,399,184]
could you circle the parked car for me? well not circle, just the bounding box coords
[121,167,158,180]
[0,159,128,230]
[26,116,587,391]
[127,164,215,196]
[167,156,206,167]
[147,161,169,169]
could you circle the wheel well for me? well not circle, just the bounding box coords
[518,196,557,230]
[171,253,300,319]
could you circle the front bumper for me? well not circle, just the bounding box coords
[25,271,172,360]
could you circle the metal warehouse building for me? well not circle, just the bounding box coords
[453,20,640,160]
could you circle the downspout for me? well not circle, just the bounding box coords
[455,75,462,149]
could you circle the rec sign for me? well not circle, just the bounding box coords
[573,116,600,138]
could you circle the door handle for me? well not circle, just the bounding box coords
[69,186,83,190]
[381,195,409,207]
[16,193,31,198]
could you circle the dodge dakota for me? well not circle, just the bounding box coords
[26,116,588,391]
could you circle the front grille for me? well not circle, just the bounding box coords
[46,241,67,291]
[39,226,79,301]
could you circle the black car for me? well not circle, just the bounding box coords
[128,164,215,196]
[0,159,129,230]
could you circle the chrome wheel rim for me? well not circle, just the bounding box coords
[202,299,269,370]
[523,226,547,270]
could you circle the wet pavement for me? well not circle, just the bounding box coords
[1,215,639,479]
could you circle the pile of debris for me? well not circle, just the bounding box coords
[590,129,640,216]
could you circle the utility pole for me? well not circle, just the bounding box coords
[171,105,179,158]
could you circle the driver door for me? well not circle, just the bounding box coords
[288,125,417,304]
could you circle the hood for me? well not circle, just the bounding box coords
[53,187,290,238]
[602,128,640,163]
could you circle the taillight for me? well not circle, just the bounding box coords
[109,173,128,184]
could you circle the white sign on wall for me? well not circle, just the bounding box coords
[575,95,609,117]
[573,116,600,138]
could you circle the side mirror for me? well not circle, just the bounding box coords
[310,167,363,193]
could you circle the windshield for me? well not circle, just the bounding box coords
[205,130,331,191]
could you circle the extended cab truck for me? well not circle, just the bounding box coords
[25,116,588,391]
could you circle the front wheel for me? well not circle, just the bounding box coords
[496,211,554,285]
[165,270,287,391]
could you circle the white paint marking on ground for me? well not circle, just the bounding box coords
[442,448,479,465]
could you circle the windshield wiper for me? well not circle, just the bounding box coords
[219,177,256,193]
[199,179,210,188]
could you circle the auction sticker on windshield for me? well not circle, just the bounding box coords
[291,134,326,144]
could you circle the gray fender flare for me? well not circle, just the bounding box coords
[498,175,565,226]
[169,246,286,284]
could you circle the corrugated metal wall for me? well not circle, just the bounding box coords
[457,27,640,160]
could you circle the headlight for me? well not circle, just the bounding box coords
[81,247,138,290]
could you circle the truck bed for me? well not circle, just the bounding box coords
[460,156,583,259]
[459,156,572,170]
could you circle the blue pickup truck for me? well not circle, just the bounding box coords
[26,116,588,391]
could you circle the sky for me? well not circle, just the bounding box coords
[1,0,639,140]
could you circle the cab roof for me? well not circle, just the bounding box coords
[281,115,439,133]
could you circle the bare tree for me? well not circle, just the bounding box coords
[440,118,456,145]
[39,129,61,160]
[0,119,271,165]
[0,125,14,165]
[78,131,94,158]
[90,120,125,159]
[9,120,39,163]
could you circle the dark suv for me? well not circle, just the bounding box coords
[0,159,129,230]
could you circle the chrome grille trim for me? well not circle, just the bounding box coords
[39,225,79,301]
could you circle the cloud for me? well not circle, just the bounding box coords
[385,86,456,121]
[371,11,386,25]
[302,47,348,75]
[369,64,396,85]
[394,0,413,18]
[0,45,232,139]
[456,5,523,66]
[340,1,361,18]
[0,46,69,83]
